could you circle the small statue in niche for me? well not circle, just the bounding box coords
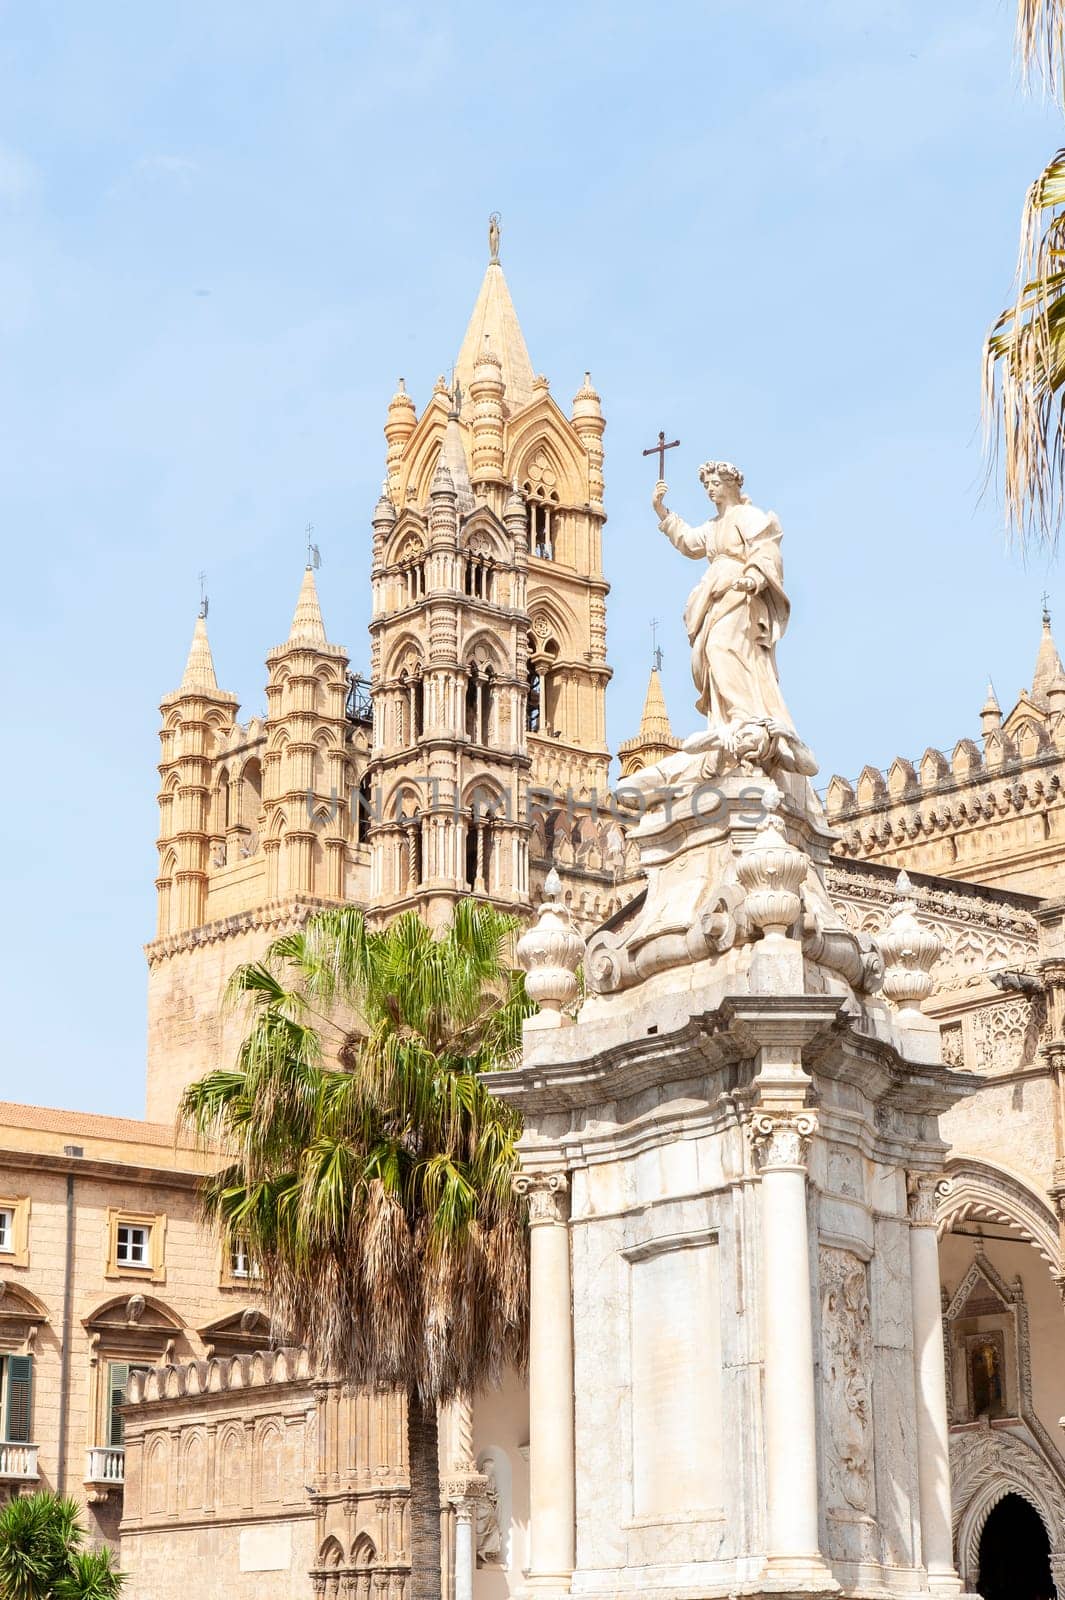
[970,1336,1005,1418]
[475,1457,502,1566]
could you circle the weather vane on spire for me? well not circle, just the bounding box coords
[306,524,321,570]
[198,571,208,619]
[651,617,663,672]
[1043,589,1052,626]
[488,212,501,262]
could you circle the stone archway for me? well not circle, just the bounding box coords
[976,1491,1056,1599]
[952,1426,1065,1593]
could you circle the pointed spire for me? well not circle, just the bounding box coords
[441,408,474,514]
[180,612,219,693]
[982,679,1001,716]
[454,234,536,415]
[637,667,675,743]
[618,666,680,777]
[1032,606,1065,706]
[288,564,327,646]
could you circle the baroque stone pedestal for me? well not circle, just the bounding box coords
[498,772,980,1600]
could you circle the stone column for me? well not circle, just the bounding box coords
[513,1172,574,1592]
[750,1109,833,1586]
[446,1475,489,1600]
[908,1173,961,1594]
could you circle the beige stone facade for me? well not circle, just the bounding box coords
[0,1101,266,1545]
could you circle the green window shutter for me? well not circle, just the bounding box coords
[108,1362,130,1448]
[4,1355,32,1443]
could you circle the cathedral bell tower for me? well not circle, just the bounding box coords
[366,223,611,923]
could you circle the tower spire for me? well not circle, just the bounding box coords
[454,219,536,415]
[1032,598,1065,706]
[288,563,327,645]
[618,661,680,778]
[180,611,219,693]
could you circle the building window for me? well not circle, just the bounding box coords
[107,1361,150,1449]
[465,664,493,745]
[0,1197,30,1267]
[526,500,554,560]
[0,1355,33,1444]
[106,1209,166,1282]
[229,1242,260,1281]
[116,1224,150,1268]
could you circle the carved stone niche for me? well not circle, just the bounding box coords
[943,1250,1024,1426]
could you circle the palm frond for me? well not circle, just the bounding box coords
[1017,0,1065,97]
[983,149,1065,543]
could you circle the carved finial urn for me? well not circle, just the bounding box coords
[735,784,807,940]
[878,870,943,1019]
[516,868,585,1028]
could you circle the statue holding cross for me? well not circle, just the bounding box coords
[621,445,816,794]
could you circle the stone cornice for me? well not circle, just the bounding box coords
[490,993,977,1122]
[144,894,339,966]
[0,1146,206,1188]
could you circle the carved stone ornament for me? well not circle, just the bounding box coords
[749,1109,817,1170]
[877,870,944,1016]
[735,781,808,939]
[125,1294,146,1324]
[515,868,585,1028]
[513,1171,569,1225]
[907,1171,949,1228]
[820,1248,873,1514]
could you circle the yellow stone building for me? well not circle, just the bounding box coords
[2,235,1065,1594]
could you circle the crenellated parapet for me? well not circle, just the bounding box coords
[826,614,1065,897]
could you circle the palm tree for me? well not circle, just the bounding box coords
[0,1492,125,1600]
[984,0,1065,541]
[180,900,533,1600]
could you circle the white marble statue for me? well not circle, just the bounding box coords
[653,461,793,730]
[620,461,816,802]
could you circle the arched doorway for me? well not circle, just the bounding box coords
[978,1493,1056,1599]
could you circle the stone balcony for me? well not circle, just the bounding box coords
[0,1442,39,1484]
[85,1445,124,1502]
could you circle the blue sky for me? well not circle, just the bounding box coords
[0,0,1061,1115]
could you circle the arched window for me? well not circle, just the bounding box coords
[526,658,541,732]
[523,483,560,560]
[465,811,493,894]
[465,664,492,745]
[397,669,423,747]
[241,758,262,831]
[527,633,560,735]
[401,811,422,890]
[215,767,230,834]
[356,771,374,845]
[465,555,495,602]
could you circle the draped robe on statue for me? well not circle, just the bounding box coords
[659,501,793,728]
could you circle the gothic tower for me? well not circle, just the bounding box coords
[366,228,612,923]
[145,227,617,1121]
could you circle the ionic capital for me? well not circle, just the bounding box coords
[748,1109,817,1171]
[513,1170,569,1225]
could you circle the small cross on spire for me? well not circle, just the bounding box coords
[198,571,208,619]
[1043,590,1052,626]
[306,525,321,570]
[651,617,663,673]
